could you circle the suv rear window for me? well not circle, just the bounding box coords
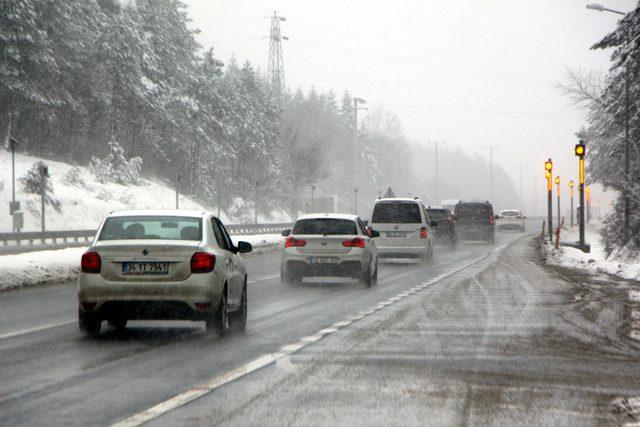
[293,218,357,235]
[372,202,422,224]
[99,216,203,241]
[427,209,449,221]
[455,204,492,219]
[501,211,519,217]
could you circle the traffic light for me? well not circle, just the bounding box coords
[545,159,553,171]
[575,141,585,157]
[554,176,560,185]
[568,180,574,189]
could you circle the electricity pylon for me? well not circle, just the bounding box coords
[267,11,287,108]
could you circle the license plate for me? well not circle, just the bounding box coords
[308,257,339,264]
[122,262,169,275]
[387,231,407,237]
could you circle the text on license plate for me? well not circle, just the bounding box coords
[308,257,339,264]
[387,231,407,237]
[122,262,169,275]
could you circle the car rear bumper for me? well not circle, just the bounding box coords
[457,227,494,240]
[284,260,363,278]
[498,223,523,230]
[377,246,427,259]
[77,272,222,320]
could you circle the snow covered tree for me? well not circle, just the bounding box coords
[90,138,142,185]
[19,161,61,210]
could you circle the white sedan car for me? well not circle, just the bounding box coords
[280,213,379,287]
[496,209,525,232]
[77,210,252,336]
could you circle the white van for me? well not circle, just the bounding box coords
[369,198,434,262]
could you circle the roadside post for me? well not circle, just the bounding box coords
[575,140,589,252]
[545,159,553,242]
[568,180,574,227]
[38,163,49,242]
[554,175,561,230]
[7,136,22,233]
[586,187,592,222]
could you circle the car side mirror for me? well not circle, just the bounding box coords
[237,241,252,254]
[430,221,438,227]
[494,215,500,220]
[281,229,291,237]
[369,229,380,238]
[363,219,369,226]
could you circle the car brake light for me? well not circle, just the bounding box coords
[420,227,427,238]
[342,237,365,248]
[191,252,215,273]
[81,251,101,273]
[489,215,494,225]
[285,237,307,248]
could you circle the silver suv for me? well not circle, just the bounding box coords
[280,214,379,287]
[369,198,434,262]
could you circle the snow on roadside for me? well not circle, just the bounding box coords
[0,234,283,292]
[542,222,640,281]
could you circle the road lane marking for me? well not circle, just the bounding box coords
[0,319,75,341]
[247,274,280,285]
[112,248,501,427]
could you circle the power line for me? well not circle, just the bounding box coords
[367,101,578,117]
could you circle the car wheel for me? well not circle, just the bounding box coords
[206,287,229,335]
[360,260,374,287]
[281,265,297,286]
[489,234,495,244]
[108,318,127,330]
[79,308,101,337]
[229,282,247,331]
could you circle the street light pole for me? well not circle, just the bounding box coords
[353,97,367,215]
[310,184,316,213]
[429,141,445,202]
[485,145,499,202]
[569,180,575,227]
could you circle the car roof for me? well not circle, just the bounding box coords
[457,201,492,206]
[375,197,422,204]
[500,209,521,213]
[108,209,207,218]
[296,213,359,221]
[427,205,446,210]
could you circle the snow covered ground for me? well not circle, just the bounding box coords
[0,152,290,233]
[542,222,640,281]
[0,234,283,292]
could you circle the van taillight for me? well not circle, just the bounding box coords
[285,237,307,248]
[342,237,365,248]
[489,215,494,225]
[191,252,215,273]
[81,251,101,273]
[420,227,427,238]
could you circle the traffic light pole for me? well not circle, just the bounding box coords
[547,186,553,242]
[578,182,585,249]
[570,192,574,228]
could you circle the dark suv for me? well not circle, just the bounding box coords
[454,201,495,244]
[426,206,457,249]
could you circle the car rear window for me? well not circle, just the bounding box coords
[372,202,422,224]
[427,210,448,221]
[99,216,203,241]
[292,218,357,235]
[455,204,492,219]
[501,211,519,216]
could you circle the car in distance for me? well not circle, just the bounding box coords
[280,213,379,287]
[497,209,525,232]
[426,206,457,249]
[369,197,434,262]
[77,210,252,336]
[454,201,496,244]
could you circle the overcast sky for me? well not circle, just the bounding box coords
[184,0,636,211]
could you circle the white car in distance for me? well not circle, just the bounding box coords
[77,210,252,336]
[280,213,379,287]
[496,209,525,232]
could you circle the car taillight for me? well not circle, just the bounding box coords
[191,252,215,273]
[489,215,494,225]
[342,237,365,248]
[285,237,307,248]
[420,227,427,238]
[81,251,101,273]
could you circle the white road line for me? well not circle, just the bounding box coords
[247,274,280,285]
[112,248,502,427]
[0,319,76,341]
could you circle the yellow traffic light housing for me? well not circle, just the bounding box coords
[554,176,560,185]
[545,159,553,171]
[575,141,585,157]
[545,171,551,179]
[568,180,574,188]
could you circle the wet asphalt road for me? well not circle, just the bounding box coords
[1,221,639,426]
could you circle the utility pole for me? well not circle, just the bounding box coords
[517,163,525,212]
[484,145,499,202]
[267,12,287,108]
[353,97,367,214]
[175,175,180,210]
[429,141,445,202]
[554,176,561,229]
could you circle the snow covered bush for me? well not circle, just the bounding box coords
[63,166,88,189]
[90,138,143,185]
[227,198,253,224]
[96,188,113,201]
[19,161,61,211]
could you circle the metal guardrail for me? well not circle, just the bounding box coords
[0,222,292,254]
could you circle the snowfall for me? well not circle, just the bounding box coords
[543,222,640,281]
[0,152,288,291]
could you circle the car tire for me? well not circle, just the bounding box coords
[206,287,229,335]
[488,234,495,244]
[108,318,127,330]
[79,308,101,337]
[281,265,297,287]
[229,282,247,331]
[360,260,375,287]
